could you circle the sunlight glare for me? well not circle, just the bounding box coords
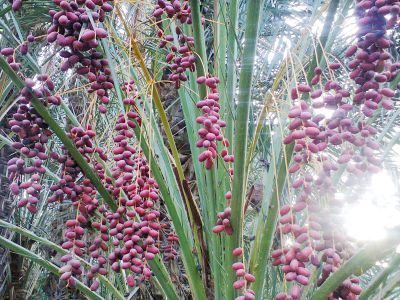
[314,106,335,119]
[342,171,400,241]
[340,13,358,39]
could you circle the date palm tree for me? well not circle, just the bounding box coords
[0,0,399,299]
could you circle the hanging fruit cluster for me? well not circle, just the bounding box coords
[230,248,257,300]
[195,76,235,237]
[151,0,235,243]
[273,0,399,298]
[196,76,233,169]
[47,0,114,113]
[350,0,398,114]
[50,126,100,287]
[8,108,51,214]
[51,83,174,289]
[194,74,252,297]
[4,44,55,214]
[153,0,196,88]
[3,0,178,292]
[4,0,399,297]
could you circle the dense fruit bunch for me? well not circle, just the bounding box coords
[194,73,249,296]
[47,0,115,113]
[7,98,52,214]
[3,0,179,292]
[153,0,196,88]
[50,121,166,289]
[3,45,55,214]
[5,75,102,284]
[152,0,237,252]
[273,1,399,298]
[99,108,162,285]
[48,126,100,209]
[196,75,233,169]
[196,76,236,240]
[196,76,235,239]
[49,79,174,288]
[350,0,399,115]
[275,83,375,300]
[53,127,100,286]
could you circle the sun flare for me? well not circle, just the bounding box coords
[342,171,400,241]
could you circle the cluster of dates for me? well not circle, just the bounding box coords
[2,46,171,292]
[152,0,237,257]
[47,0,114,113]
[53,127,100,287]
[49,120,165,289]
[212,192,233,235]
[196,76,233,169]
[6,72,54,214]
[48,126,100,210]
[1,30,35,71]
[195,74,248,295]
[350,0,399,116]
[3,0,184,291]
[273,0,399,298]
[197,75,235,234]
[100,110,162,285]
[163,230,179,261]
[275,86,377,299]
[231,248,257,300]
[151,1,237,264]
[153,0,196,88]
[51,81,178,289]
[8,111,50,213]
